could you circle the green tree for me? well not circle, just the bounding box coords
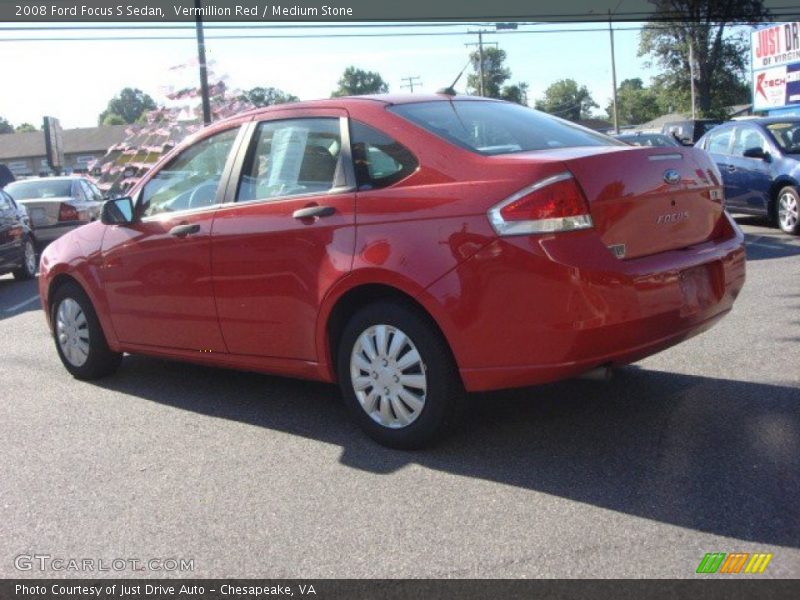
[331,67,388,97]
[102,113,127,126]
[535,79,598,121]
[639,0,768,118]
[467,47,511,98]
[499,82,529,105]
[98,88,156,125]
[606,78,661,125]
[239,86,299,107]
[15,123,37,132]
[0,117,13,134]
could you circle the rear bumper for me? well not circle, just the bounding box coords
[32,221,85,243]
[424,212,746,392]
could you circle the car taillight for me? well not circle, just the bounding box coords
[487,172,593,236]
[58,203,79,222]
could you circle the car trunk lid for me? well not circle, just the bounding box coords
[562,146,724,259]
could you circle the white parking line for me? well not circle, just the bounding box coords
[3,295,40,313]
[745,240,800,250]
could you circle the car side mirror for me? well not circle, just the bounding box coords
[743,146,769,161]
[101,197,135,225]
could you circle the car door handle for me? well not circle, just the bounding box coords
[292,205,335,219]
[169,223,201,237]
[726,164,736,172]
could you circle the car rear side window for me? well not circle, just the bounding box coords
[350,121,418,190]
[705,128,733,155]
[388,100,620,155]
[237,118,343,203]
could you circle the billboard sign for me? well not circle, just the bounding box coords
[752,23,800,111]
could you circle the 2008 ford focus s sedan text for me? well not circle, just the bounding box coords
[38,94,746,448]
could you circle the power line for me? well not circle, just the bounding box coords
[0,20,778,42]
[400,75,422,93]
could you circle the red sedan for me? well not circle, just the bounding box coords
[38,95,746,448]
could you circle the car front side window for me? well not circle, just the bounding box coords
[732,127,769,157]
[237,118,343,203]
[141,127,239,218]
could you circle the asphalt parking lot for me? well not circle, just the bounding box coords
[1,215,798,579]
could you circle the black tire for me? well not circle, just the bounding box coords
[775,186,800,235]
[12,238,36,281]
[336,300,463,449]
[50,282,122,380]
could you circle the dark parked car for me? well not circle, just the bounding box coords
[3,176,104,244]
[0,188,37,280]
[696,117,800,235]
[615,132,682,147]
[0,164,15,188]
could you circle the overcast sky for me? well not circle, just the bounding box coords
[0,22,662,129]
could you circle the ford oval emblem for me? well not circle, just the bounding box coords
[664,169,681,185]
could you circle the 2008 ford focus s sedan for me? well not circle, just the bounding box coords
[38,94,746,448]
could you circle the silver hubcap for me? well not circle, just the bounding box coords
[779,192,799,230]
[24,241,35,274]
[56,298,90,367]
[350,324,427,429]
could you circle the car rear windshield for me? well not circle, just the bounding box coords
[388,100,621,155]
[5,180,73,200]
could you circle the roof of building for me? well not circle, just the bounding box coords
[0,125,129,160]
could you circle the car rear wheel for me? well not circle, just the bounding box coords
[777,186,800,234]
[337,301,462,449]
[12,238,36,280]
[51,282,122,380]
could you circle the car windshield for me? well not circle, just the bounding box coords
[765,122,800,153]
[388,100,621,155]
[5,179,73,200]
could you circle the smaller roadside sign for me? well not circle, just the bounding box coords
[43,116,64,173]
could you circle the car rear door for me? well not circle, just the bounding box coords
[100,123,248,351]
[210,109,356,360]
[728,125,773,214]
[0,191,16,269]
[702,126,739,208]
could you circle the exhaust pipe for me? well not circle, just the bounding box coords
[577,365,613,382]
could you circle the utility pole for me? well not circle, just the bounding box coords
[689,39,697,120]
[194,0,212,126]
[465,31,498,97]
[401,76,422,93]
[609,11,619,134]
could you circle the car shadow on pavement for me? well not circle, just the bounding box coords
[95,357,800,548]
[0,277,41,322]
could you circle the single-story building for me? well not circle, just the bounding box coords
[0,125,129,177]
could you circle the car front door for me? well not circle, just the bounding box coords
[729,125,773,215]
[210,110,356,360]
[100,124,247,351]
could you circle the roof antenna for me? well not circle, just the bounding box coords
[437,57,471,96]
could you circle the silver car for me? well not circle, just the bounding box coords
[3,176,104,243]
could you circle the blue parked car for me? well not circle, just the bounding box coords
[696,117,800,235]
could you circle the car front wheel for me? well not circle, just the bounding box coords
[12,238,36,280]
[777,186,800,235]
[337,301,462,449]
[51,282,122,380]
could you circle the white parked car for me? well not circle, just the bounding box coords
[4,176,105,243]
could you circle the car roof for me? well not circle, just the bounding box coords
[226,93,501,124]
